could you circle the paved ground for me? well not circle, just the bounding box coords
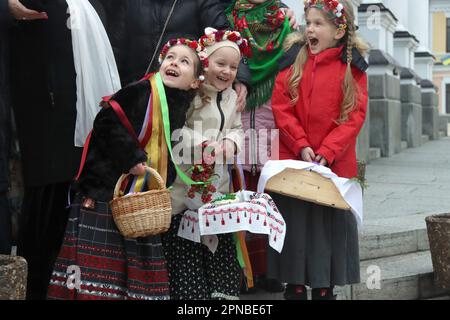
[364,136,450,220]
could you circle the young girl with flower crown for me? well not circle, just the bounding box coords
[267,0,369,300]
[225,0,292,292]
[162,28,250,300]
[46,38,206,300]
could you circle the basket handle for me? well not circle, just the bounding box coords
[113,166,166,199]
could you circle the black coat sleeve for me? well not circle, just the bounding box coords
[0,0,11,28]
[89,0,107,25]
[198,0,229,31]
[102,0,128,82]
[201,0,252,88]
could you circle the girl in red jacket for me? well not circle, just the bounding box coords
[268,0,369,300]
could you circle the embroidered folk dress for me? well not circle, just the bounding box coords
[47,76,194,300]
[162,83,243,300]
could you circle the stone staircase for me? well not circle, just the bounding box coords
[348,137,450,300]
[241,137,450,301]
[241,215,450,300]
[349,213,449,300]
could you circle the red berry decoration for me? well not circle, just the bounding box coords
[186,143,219,204]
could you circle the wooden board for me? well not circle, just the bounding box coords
[265,168,351,210]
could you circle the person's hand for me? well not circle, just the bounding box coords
[8,0,48,21]
[129,162,147,176]
[314,154,328,166]
[221,139,236,159]
[300,147,315,162]
[82,197,95,209]
[280,8,298,30]
[234,82,248,112]
[202,141,217,165]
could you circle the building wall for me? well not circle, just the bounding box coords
[433,69,450,114]
[432,12,447,55]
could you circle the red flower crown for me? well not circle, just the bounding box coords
[199,28,252,58]
[159,38,209,81]
[304,0,348,31]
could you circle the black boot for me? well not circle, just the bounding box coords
[311,287,337,300]
[284,284,307,300]
[262,277,285,293]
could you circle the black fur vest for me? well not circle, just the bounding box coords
[75,79,195,202]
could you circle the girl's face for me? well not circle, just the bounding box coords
[305,8,345,55]
[206,47,240,91]
[160,45,200,90]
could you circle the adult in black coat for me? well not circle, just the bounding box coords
[102,0,297,112]
[0,0,48,255]
[0,0,12,255]
[9,0,106,299]
[102,0,252,111]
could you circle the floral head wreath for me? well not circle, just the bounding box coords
[159,38,209,81]
[304,0,348,31]
[199,27,252,58]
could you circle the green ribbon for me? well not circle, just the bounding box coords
[233,233,246,269]
[155,72,203,186]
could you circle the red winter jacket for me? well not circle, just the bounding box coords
[271,45,368,178]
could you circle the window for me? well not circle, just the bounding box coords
[446,84,450,114]
[447,18,450,53]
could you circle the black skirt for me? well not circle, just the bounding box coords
[267,193,360,288]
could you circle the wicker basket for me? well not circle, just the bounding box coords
[425,213,450,289]
[110,167,171,238]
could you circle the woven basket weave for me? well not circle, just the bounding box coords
[110,167,171,238]
[425,213,450,289]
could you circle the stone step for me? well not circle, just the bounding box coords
[353,251,450,300]
[401,140,408,151]
[360,213,431,261]
[241,251,450,300]
[240,286,352,300]
[422,135,430,144]
[369,148,381,161]
[426,295,450,300]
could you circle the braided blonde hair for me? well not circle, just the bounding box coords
[286,0,369,123]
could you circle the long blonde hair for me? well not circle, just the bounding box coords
[286,1,369,124]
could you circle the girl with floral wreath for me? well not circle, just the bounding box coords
[268,0,369,300]
[162,28,250,300]
[224,0,292,293]
[46,38,206,300]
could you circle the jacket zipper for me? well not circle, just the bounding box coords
[309,55,317,98]
[217,91,225,133]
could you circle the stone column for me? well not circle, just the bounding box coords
[439,115,449,137]
[400,69,422,148]
[359,3,402,157]
[366,50,402,157]
[421,80,440,141]
[408,0,430,49]
[359,2,398,56]
[408,0,435,81]
[393,31,418,70]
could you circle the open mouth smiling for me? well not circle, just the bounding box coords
[308,37,319,47]
[217,76,229,82]
[166,69,179,77]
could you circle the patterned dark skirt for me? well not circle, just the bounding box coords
[47,196,170,300]
[162,214,241,300]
